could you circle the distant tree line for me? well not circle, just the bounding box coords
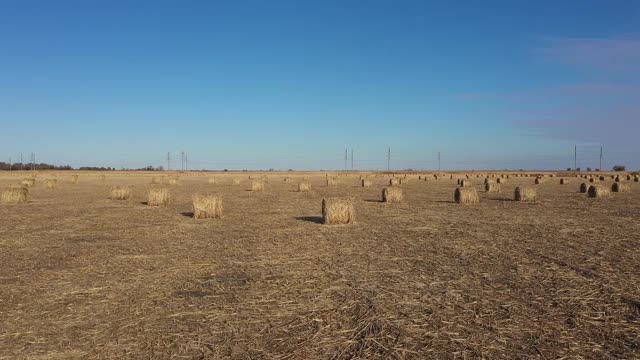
[0,162,73,171]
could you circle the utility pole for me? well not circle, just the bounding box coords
[387,147,391,171]
[20,153,23,170]
[438,152,441,171]
[181,151,185,171]
[574,145,577,171]
[185,154,188,171]
[167,152,171,171]
[351,149,354,171]
[344,148,348,171]
[599,145,603,171]
[8,157,11,172]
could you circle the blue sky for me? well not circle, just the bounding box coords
[1,1,638,170]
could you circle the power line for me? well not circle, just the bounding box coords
[438,152,441,171]
[351,149,354,171]
[387,147,391,171]
[167,152,171,171]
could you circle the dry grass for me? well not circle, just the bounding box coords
[514,187,537,201]
[100,175,107,180]
[298,182,311,192]
[1,187,29,204]
[454,187,479,204]
[611,183,630,193]
[251,181,265,192]
[147,188,170,206]
[192,194,224,219]
[110,186,131,200]
[485,182,501,193]
[361,179,372,188]
[45,179,58,189]
[321,197,355,225]
[588,185,610,198]
[382,187,403,203]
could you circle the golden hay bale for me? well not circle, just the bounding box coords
[382,187,403,203]
[589,177,599,183]
[454,187,479,204]
[168,178,178,185]
[322,197,355,225]
[362,179,372,188]
[110,185,131,200]
[485,182,501,193]
[389,178,399,186]
[611,183,630,193]
[534,177,545,185]
[588,185,610,198]
[100,174,107,180]
[21,178,36,187]
[208,178,216,184]
[147,188,170,206]
[251,181,265,192]
[45,179,58,189]
[627,175,632,181]
[599,176,605,181]
[484,178,492,185]
[514,187,536,201]
[298,182,311,192]
[635,176,639,182]
[460,179,473,187]
[579,183,588,193]
[614,176,621,182]
[560,178,570,185]
[326,178,337,187]
[1,187,29,204]
[151,177,163,184]
[283,177,291,183]
[193,194,223,219]
[232,178,241,186]
[496,177,506,184]
[70,175,79,184]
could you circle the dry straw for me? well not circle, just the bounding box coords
[455,187,479,204]
[251,181,265,192]
[611,183,630,193]
[45,179,57,189]
[147,188,170,206]
[322,197,355,225]
[485,182,501,193]
[193,194,223,219]
[100,174,106,180]
[514,187,536,201]
[579,183,588,193]
[298,182,311,192]
[382,187,403,203]
[1,187,29,204]
[588,185,610,198]
[362,179,372,188]
[110,185,131,200]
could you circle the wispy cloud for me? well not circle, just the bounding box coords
[535,34,640,71]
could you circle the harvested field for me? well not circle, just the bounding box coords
[0,171,639,359]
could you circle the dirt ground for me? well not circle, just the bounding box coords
[1,171,639,359]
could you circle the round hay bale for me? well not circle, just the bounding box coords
[151,177,163,184]
[588,177,598,183]
[250,181,265,192]
[193,194,223,219]
[326,178,337,187]
[611,183,630,193]
[454,187,479,204]
[588,185,610,198]
[322,197,355,225]
[615,176,622,183]
[514,187,536,201]
[484,178,492,185]
[45,179,58,189]
[21,178,36,187]
[168,178,178,185]
[208,178,216,184]
[1,187,29,204]
[283,177,291,183]
[389,178,399,186]
[298,182,311,192]
[70,175,79,184]
[599,176,605,181]
[485,182,501,193]
[362,179,372,188]
[560,178,569,185]
[579,183,588,193]
[627,175,632,181]
[382,187,403,203]
[635,175,639,182]
[496,177,506,184]
[460,179,473,187]
[147,188,170,206]
[232,178,241,186]
[110,185,131,200]
[534,177,545,185]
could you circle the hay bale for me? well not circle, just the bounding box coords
[382,187,403,203]
[168,178,178,185]
[208,178,216,184]
[389,178,399,186]
[147,188,170,206]
[193,194,223,219]
[322,197,355,225]
[485,182,501,193]
[45,179,58,189]
[362,179,372,188]
[579,183,588,193]
[1,187,29,204]
[110,185,131,200]
[70,175,79,184]
[298,182,311,192]
[484,178,492,185]
[21,178,36,187]
[635,175,639,182]
[599,176,605,181]
[627,175,632,181]
[534,177,545,185]
[283,177,291,183]
[151,177,163,184]
[588,185,610,198]
[251,181,265,192]
[460,179,473,187]
[611,183,630,193]
[232,178,241,186]
[514,187,536,201]
[326,178,337,187]
[560,178,569,185]
[496,177,506,184]
[454,187,479,204]
[589,177,599,183]
[615,176,621,182]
